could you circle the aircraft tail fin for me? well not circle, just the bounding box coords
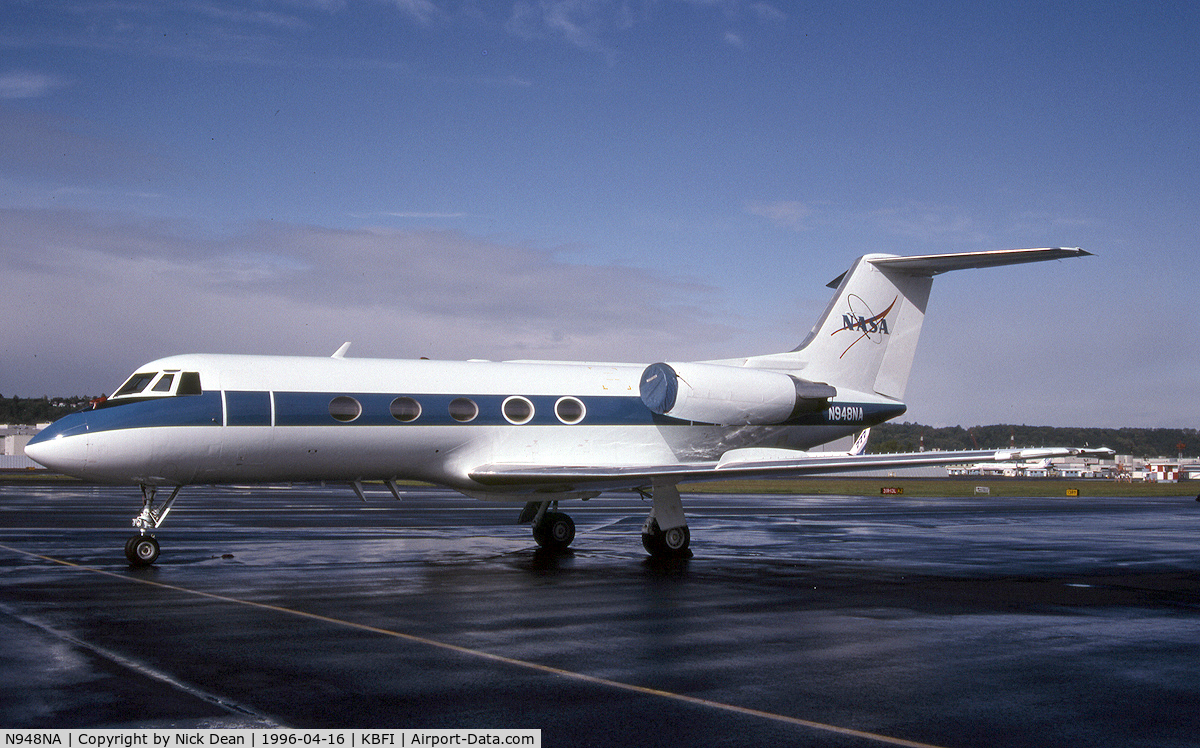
[849,428,871,456]
[744,248,1091,401]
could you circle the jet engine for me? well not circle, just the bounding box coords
[639,362,836,425]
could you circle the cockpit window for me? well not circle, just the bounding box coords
[114,372,157,397]
[109,370,202,401]
[152,373,175,393]
[178,372,202,395]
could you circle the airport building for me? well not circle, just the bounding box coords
[946,454,1200,482]
[0,424,48,470]
[946,455,1115,479]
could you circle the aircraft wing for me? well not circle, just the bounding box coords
[469,447,1113,490]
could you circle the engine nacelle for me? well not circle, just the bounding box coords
[639,362,836,425]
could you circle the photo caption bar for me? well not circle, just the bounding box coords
[1,730,540,748]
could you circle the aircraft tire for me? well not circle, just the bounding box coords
[125,535,160,566]
[641,520,691,558]
[533,512,575,551]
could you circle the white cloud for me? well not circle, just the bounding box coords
[385,0,440,24]
[0,209,737,396]
[745,200,813,230]
[749,2,786,24]
[746,199,997,246]
[190,4,311,31]
[0,71,67,99]
[505,0,635,59]
[378,211,469,219]
[503,1,787,55]
[5,209,1190,429]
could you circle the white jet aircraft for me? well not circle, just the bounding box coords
[26,247,1099,565]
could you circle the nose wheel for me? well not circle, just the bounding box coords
[124,484,180,566]
[125,534,160,566]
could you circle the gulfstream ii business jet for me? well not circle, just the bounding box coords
[27,247,1098,565]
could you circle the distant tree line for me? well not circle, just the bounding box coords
[870,422,1199,458]
[0,395,97,425]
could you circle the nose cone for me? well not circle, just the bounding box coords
[25,413,90,476]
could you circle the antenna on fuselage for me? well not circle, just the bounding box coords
[332,342,352,359]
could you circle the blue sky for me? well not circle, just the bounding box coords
[1,0,1197,429]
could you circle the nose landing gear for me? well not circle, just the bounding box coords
[125,484,180,566]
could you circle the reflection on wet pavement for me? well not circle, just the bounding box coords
[1,485,1199,746]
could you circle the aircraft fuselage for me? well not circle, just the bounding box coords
[29,354,902,494]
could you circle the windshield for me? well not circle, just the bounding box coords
[152,373,175,392]
[109,370,203,401]
[113,372,157,397]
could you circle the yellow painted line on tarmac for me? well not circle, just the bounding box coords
[1,543,949,748]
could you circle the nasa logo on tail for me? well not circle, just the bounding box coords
[833,294,896,358]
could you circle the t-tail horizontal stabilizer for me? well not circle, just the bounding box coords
[743,247,1093,403]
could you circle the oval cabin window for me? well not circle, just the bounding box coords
[502,396,534,425]
[448,398,479,423]
[390,397,421,422]
[329,396,362,422]
[555,397,586,424]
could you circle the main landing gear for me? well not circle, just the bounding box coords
[125,484,180,566]
[520,500,576,552]
[639,481,692,559]
[641,519,691,557]
[519,481,692,558]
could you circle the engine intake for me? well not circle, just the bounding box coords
[639,362,836,425]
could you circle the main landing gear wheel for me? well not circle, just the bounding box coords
[532,511,576,551]
[125,535,160,566]
[641,519,691,558]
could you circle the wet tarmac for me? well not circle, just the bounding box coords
[1,483,1199,747]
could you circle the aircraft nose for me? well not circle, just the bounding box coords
[24,414,90,475]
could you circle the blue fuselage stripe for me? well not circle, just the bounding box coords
[270,393,657,427]
[30,391,904,442]
[226,390,273,426]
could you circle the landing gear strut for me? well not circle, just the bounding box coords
[125,484,180,566]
